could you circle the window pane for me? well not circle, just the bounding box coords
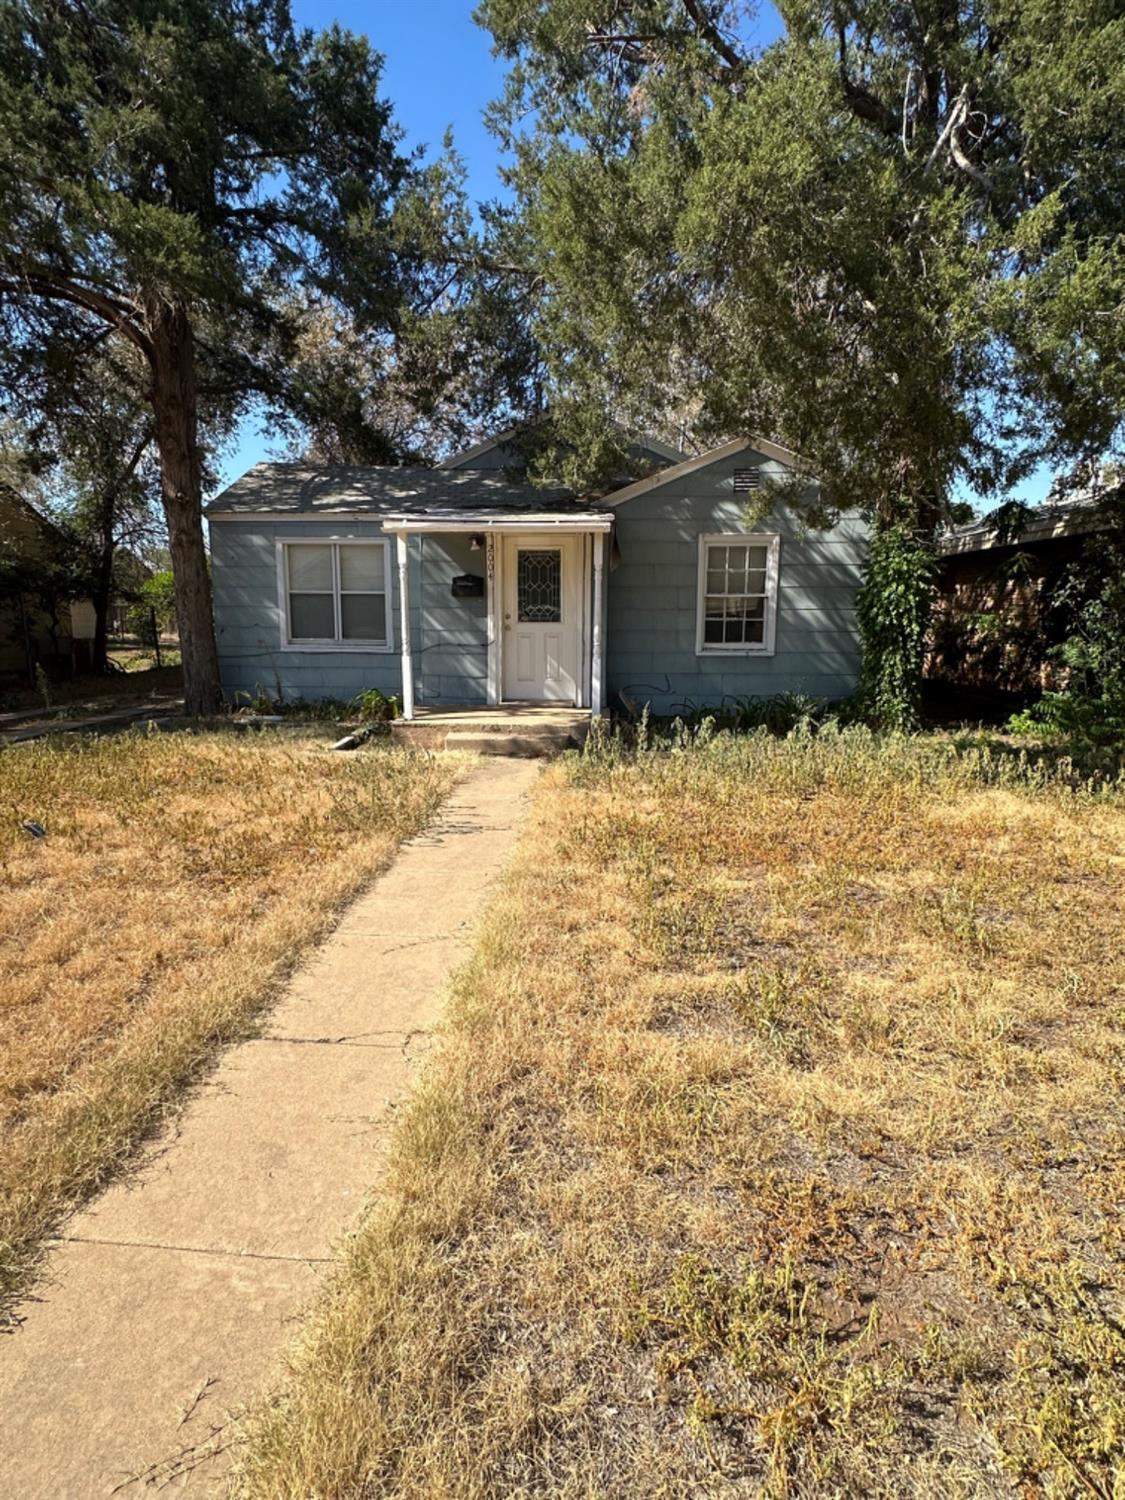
[339,545,384,592]
[289,592,335,639]
[287,545,333,591]
[701,540,774,649]
[518,549,561,623]
[341,592,386,641]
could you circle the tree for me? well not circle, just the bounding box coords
[265,152,547,466]
[3,338,163,672]
[477,0,1124,716]
[0,0,425,712]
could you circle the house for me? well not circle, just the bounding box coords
[929,482,1114,703]
[0,488,76,683]
[205,437,869,718]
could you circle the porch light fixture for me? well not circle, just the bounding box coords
[469,534,485,551]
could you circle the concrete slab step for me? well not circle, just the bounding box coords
[443,729,574,757]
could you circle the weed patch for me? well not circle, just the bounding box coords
[234,732,1125,1498]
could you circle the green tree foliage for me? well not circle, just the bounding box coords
[478,0,1124,720]
[480,0,1123,511]
[0,0,511,711]
[127,568,177,648]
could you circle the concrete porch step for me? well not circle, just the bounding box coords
[390,707,590,758]
[442,728,576,758]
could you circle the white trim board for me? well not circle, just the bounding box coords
[383,515,613,534]
[275,537,394,654]
[695,532,780,658]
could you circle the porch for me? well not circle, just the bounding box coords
[383,512,613,721]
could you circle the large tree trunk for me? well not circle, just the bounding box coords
[144,289,222,715]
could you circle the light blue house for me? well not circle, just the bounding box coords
[205,436,869,719]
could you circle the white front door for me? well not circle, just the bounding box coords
[501,535,581,702]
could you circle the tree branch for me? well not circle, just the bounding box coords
[0,266,154,361]
[681,0,747,74]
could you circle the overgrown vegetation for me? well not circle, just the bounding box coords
[0,732,455,1305]
[1008,493,1125,745]
[857,525,938,731]
[230,686,401,724]
[234,729,1125,1498]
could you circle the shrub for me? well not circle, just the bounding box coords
[349,687,400,722]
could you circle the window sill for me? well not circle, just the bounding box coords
[279,641,394,654]
[696,646,776,658]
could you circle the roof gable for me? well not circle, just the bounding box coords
[602,436,803,508]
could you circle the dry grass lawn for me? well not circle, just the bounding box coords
[0,730,456,1306]
[234,730,1125,1500]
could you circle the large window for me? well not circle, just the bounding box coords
[279,540,391,650]
[696,533,780,655]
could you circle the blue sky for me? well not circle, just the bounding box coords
[219,1,1050,511]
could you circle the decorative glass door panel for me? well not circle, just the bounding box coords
[517,549,562,623]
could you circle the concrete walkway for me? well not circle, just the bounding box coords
[0,699,185,744]
[0,757,541,1496]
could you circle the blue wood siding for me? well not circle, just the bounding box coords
[606,447,868,714]
[209,519,488,706]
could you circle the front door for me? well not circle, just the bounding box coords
[501,535,581,702]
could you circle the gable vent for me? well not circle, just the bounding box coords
[732,467,762,492]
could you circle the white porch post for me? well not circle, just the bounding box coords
[591,529,606,716]
[396,531,414,720]
[485,533,500,705]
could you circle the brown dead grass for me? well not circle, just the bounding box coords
[0,730,457,1305]
[233,731,1125,1500]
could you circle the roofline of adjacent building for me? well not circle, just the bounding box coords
[937,502,1111,556]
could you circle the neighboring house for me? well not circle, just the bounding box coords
[205,436,869,717]
[0,488,76,682]
[930,484,1113,700]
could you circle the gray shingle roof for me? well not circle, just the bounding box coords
[204,462,595,518]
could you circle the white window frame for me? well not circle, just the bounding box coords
[695,532,780,657]
[275,538,393,653]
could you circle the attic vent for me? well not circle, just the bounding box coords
[732,467,762,492]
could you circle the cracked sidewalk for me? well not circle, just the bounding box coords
[0,756,541,1497]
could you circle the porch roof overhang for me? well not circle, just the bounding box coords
[382,512,613,534]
